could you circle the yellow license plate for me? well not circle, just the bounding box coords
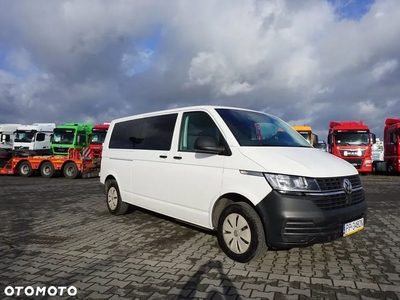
[343,218,364,237]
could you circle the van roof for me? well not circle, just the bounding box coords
[111,105,270,123]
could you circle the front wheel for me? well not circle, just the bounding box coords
[217,202,267,263]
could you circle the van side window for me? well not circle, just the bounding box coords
[179,111,223,152]
[109,119,143,149]
[109,114,177,150]
[138,114,177,150]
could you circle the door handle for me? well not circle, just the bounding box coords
[159,155,167,159]
[173,156,182,160]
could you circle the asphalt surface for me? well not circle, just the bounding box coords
[0,174,399,300]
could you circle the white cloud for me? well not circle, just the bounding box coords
[372,59,398,81]
[0,0,399,140]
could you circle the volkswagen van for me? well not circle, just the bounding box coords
[99,106,367,262]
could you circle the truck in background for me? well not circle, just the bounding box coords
[13,123,56,156]
[372,118,400,174]
[292,125,319,146]
[51,123,93,155]
[88,123,110,158]
[327,121,376,174]
[315,140,328,152]
[0,124,22,151]
[371,138,384,162]
[0,148,101,179]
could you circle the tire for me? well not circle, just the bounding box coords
[106,179,129,215]
[18,161,34,177]
[63,162,80,179]
[387,162,394,174]
[217,202,267,263]
[40,162,56,178]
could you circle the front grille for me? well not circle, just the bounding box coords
[310,188,365,211]
[343,159,363,169]
[316,175,361,191]
[308,175,365,211]
[53,147,68,153]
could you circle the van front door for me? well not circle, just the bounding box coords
[167,111,226,229]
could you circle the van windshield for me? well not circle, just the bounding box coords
[215,108,312,147]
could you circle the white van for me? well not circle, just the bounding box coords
[100,106,367,262]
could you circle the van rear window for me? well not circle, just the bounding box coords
[109,114,178,150]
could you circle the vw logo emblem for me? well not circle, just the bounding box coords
[343,178,353,194]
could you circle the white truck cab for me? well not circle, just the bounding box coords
[13,123,56,155]
[0,124,22,150]
[99,106,367,262]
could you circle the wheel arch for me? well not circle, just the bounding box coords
[16,159,30,169]
[211,192,263,230]
[61,160,76,171]
[104,174,117,192]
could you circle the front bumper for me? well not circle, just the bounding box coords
[256,190,367,249]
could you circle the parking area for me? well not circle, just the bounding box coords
[0,175,400,300]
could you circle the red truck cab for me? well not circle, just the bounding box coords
[89,123,110,158]
[373,118,400,173]
[327,121,376,174]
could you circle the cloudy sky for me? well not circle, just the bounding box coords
[1,0,399,140]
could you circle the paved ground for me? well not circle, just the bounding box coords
[0,174,400,300]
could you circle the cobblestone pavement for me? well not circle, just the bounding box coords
[0,174,399,300]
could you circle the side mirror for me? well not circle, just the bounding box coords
[372,133,376,144]
[194,136,225,154]
[327,134,332,145]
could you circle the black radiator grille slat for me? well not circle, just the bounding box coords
[54,147,69,153]
[315,175,361,191]
[310,189,364,211]
[309,175,365,211]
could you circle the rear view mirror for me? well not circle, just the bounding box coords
[194,136,225,154]
[372,133,376,144]
[327,134,332,145]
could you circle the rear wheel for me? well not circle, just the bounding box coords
[40,162,56,178]
[106,179,129,215]
[217,202,267,263]
[63,162,80,179]
[387,162,394,174]
[18,161,33,177]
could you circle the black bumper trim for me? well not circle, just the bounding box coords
[255,190,367,249]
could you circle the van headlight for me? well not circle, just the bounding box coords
[264,173,320,192]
